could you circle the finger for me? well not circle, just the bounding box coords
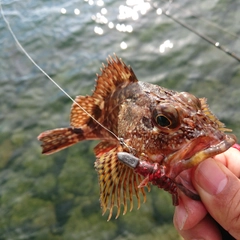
[213,147,240,177]
[174,191,207,231]
[193,158,240,239]
[175,213,222,240]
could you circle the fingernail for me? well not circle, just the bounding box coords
[195,159,228,195]
[175,201,188,230]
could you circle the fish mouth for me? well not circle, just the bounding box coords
[164,133,237,178]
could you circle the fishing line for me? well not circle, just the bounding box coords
[162,11,240,63]
[0,1,126,146]
[152,3,240,62]
[160,0,239,40]
[191,15,239,40]
[1,1,239,148]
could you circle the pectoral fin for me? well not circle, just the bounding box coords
[94,142,149,221]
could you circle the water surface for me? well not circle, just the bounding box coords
[0,0,240,239]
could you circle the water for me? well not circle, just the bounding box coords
[0,0,240,239]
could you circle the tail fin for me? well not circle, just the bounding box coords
[38,127,84,155]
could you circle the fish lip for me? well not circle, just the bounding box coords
[165,133,236,178]
[185,133,236,163]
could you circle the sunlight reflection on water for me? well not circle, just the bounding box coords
[70,0,175,55]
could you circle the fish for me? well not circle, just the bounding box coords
[38,55,236,221]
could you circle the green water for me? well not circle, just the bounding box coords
[0,0,240,239]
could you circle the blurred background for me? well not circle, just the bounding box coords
[0,0,240,239]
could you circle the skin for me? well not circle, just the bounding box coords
[173,147,240,240]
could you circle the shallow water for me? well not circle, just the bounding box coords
[0,0,240,239]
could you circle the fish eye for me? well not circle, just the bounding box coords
[152,103,180,130]
[155,114,171,127]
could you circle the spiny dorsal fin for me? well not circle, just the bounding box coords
[70,55,137,128]
[94,142,149,221]
[200,98,232,132]
[93,55,138,101]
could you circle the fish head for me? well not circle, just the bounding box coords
[119,85,236,178]
[158,91,236,177]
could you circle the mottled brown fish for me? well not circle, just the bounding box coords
[38,55,236,221]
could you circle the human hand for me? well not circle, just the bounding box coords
[174,147,240,240]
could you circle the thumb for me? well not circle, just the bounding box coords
[192,158,240,239]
